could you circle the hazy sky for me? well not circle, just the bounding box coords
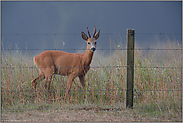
[1,1,182,55]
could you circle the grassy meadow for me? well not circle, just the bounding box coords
[1,41,182,122]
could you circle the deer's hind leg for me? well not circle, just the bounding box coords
[44,74,53,91]
[44,66,55,91]
[31,70,45,89]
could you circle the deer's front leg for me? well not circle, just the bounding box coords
[79,75,85,89]
[66,75,76,94]
[64,75,76,102]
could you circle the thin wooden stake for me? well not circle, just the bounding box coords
[126,29,135,109]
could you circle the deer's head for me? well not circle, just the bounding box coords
[81,26,101,52]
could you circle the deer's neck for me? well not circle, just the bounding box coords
[82,50,94,67]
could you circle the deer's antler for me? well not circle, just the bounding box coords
[93,26,96,37]
[87,26,91,38]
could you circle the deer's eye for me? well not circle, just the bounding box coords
[88,42,91,45]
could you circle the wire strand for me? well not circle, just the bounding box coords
[1,66,182,69]
[1,32,182,36]
[1,48,182,51]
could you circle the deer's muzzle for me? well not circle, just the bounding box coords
[91,47,96,52]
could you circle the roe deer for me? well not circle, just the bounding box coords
[31,26,101,94]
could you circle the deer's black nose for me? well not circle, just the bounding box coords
[91,47,96,52]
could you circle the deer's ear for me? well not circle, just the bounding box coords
[81,32,88,41]
[94,30,101,40]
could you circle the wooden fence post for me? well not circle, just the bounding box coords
[126,29,135,109]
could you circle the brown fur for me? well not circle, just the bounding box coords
[31,27,100,93]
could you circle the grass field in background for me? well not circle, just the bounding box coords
[1,41,182,122]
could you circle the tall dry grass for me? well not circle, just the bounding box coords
[1,41,182,115]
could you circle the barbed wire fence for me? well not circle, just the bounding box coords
[1,30,182,112]
[2,32,182,35]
